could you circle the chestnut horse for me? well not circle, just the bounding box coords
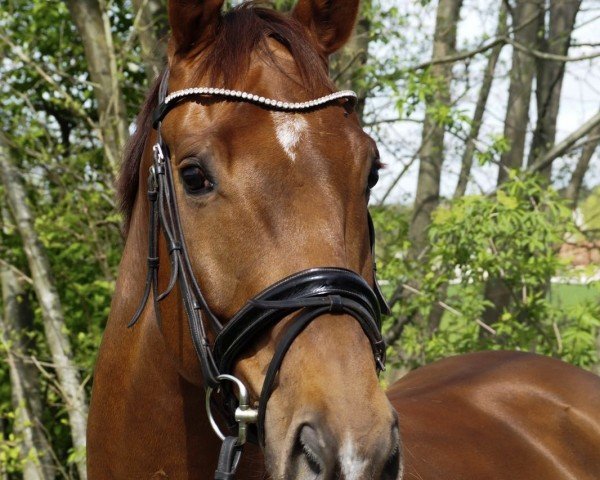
[392,351,600,479]
[87,1,600,479]
[89,1,398,478]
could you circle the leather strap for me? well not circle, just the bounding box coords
[368,212,391,315]
[212,268,385,447]
[213,268,385,377]
[214,436,242,480]
[128,172,159,327]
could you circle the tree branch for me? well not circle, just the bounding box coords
[528,110,600,173]
[506,37,600,62]
[408,35,600,72]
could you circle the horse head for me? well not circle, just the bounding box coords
[114,1,400,478]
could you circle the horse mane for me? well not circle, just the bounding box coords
[118,3,331,232]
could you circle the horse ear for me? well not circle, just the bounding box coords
[168,0,225,53]
[292,0,360,56]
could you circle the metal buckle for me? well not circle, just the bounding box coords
[376,355,386,372]
[206,374,258,446]
[148,166,158,190]
[152,143,165,164]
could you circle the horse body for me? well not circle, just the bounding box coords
[390,351,600,480]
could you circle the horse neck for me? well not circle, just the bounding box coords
[115,188,203,394]
[96,188,227,467]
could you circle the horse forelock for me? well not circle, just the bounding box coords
[117,2,332,233]
[198,3,330,91]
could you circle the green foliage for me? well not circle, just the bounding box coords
[270,0,296,10]
[376,173,600,369]
[345,0,409,94]
[475,134,510,166]
[1,0,135,474]
[0,429,23,475]
[0,405,45,475]
[558,295,600,366]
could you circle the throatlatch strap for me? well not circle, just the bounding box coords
[367,212,391,315]
[127,172,159,328]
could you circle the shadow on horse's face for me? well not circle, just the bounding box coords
[149,1,400,478]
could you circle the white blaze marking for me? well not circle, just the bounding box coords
[271,112,307,161]
[340,439,367,480]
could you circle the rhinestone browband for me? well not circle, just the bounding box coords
[164,87,357,110]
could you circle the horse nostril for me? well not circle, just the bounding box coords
[381,419,402,480]
[297,424,324,475]
[382,445,401,480]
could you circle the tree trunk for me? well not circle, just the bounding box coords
[0,420,6,480]
[65,0,129,175]
[0,141,88,480]
[330,0,372,121]
[481,0,544,329]
[527,0,582,180]
[528,109,600,173]
[564,124,600,208]
[1,263,54,480]
[131,0,168,81]
[453,2,507,198]
[409,0,463,259]
[404,0,462,334]
[496,0,544,184]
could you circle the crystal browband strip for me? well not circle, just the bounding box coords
[165,87,357,110]
[153,87,358,126]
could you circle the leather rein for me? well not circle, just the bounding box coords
[129,70,390,479]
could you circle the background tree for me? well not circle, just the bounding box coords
[409,0,463,259]
[0,140,88,480]
[131,0,168,80]
[1,257,53,480]
[64,0,129,175]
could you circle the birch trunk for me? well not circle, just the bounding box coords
[1,264,54,480]
[0,142,88,480]
[65,0,129,176]
[482,0,544,329]
[564,126,600,208]
[529,110,600,173]
[401,0,462,335]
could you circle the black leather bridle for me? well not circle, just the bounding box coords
[129,70,390,479]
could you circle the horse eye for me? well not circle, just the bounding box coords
[180,165,214,195]
[367,164,380,190]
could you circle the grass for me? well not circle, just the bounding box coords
[550,283,600,309]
